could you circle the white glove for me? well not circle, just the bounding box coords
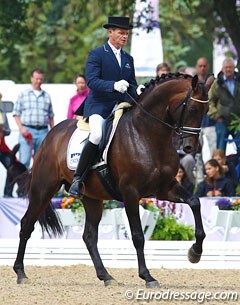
[114,80,129,93]
[136,84,145,95]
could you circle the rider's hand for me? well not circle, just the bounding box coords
[114,80,129,93]
[136,84,145,95]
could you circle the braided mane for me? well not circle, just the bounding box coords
[142,72,193,93]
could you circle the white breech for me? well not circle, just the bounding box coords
[88,114,105,145]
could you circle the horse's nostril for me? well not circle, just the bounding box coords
[183,146,193,153]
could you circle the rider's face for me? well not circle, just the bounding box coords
[108,28,129,49]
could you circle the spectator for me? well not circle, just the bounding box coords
[67,74,89,119]
[179,152,196,185]
[69,16,138,198]
[196,57,217,155]
[178,66,187,74]
[195,57,209,82]
[156,62,171,77]
[13,68,54,168]
[196,159,235,197]
[172,134,196,186]
[0,93,14,196]
[212,148,238,192]
[176,164,194,195]
[193,57,217,185]
[208,58,240,153]
[184,66,197,76]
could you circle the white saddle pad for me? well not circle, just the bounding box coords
[67,128,89,170]
[67,103,131,170]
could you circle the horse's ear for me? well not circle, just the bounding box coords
[204,74,215,93]
[191,75,198,90]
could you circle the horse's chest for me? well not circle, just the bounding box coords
[157,164,177,182]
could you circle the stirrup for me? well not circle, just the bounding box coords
[69,180,85,199]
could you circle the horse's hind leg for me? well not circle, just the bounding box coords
[13,173,62,284]
[124,200,160,288]
[82,197,116,286]
[13,208,38,284]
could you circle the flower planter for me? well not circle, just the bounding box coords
[57,208,84,226]
[57,207,158,240]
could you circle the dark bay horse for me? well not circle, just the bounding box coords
[14,73,214,287]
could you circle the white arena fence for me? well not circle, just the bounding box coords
[1,239,240,269]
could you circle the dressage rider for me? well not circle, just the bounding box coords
[69,16,138,198]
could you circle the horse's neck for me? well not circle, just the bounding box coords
[131,92,171,135]
[123,109,174,150]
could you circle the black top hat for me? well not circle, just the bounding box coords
[103,16,133,30]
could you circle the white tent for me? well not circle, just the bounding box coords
[131,0,163,77]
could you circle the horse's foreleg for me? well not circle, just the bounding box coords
[82,198,115,286]
[166,183,206,263]
[186,195,206,263]
[124,203,160,288]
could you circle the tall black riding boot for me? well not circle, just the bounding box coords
[68,140,98,198]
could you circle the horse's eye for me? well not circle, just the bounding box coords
[188,106,198,113]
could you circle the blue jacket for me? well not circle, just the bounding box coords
[83,43,138,119]
[196,176,235,197]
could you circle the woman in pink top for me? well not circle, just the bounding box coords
[67,74,89,119]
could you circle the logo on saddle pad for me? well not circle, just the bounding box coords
[67,128,89,170]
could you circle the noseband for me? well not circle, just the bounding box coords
[173,86,209,136]
[126,86,209,136]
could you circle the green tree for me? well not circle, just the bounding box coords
[0,0,136,82]
[159,0,212,71]
[159,0,240,70]
[0,0,44,80]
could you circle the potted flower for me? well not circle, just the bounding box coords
[215,198,240,211]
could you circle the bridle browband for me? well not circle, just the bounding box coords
[126,85,209,136]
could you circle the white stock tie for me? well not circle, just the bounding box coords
[115,50,121,67]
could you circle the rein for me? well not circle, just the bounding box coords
[126,91,178,132]
[126,85,209,136]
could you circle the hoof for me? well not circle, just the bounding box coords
[15,269,30,284]
[104,278,118,287]
[17,276,30,284]
[188,246,202,263]
[146,280,160,289]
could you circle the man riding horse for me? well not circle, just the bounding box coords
[69,16,138,198]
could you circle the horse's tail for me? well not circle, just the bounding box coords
[17,170,64,237]
[38,203,64,237]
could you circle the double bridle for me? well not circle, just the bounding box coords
[126,86,209,136]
